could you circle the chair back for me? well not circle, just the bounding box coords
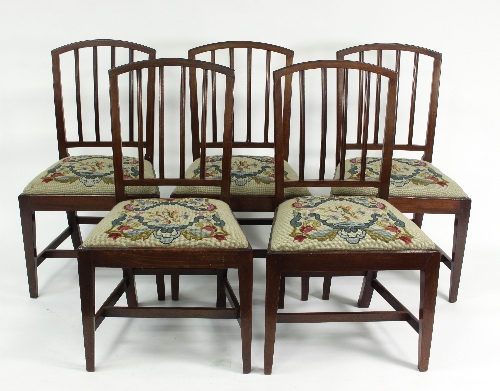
[188,41,293,158]
[337,44,441,162]
[109,58,235,204]
[273,60,398,204]
[52,39,156,160]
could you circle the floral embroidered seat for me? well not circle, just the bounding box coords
[172,155,310,197]
[23,155,158,196]
[331,158,467,198]
[83,198,249,249]
[270,195,435,252]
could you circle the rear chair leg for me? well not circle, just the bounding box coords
[278,275,285,309]
[358,271,377,308]
[300,276,309,301]
[413,213,424,228]
[448,201,471,303]
[418,253,440,371]
[19,196,38,298]
[78,251,96,372]
[156,274,165,301]
[264,257,281,375]
[322,276,332,300]
[66,211,83,249]
[238,258,253,374]
[216,269,228,308]
[123,268,138,306]
[171,273,179,301]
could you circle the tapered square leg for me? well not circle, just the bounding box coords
[278,275,285,309]
[19,196,38,298]
[66,211,83,249]
[449,200,470,303]
[78,250,95,372]
[418,253,440,371]
[123,268,138,306]
[238,257,253,374]
[322,276,332,300]
[301,276,309,301]
[358,271,377,308]
[171,273,179,301]
[217,269,228,308]
[156,274,165,301]
[264,257,281,375]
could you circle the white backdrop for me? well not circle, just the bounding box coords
[1,1,498,390]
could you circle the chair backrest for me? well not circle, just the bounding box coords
[109,58,235,204]
[273,60,398,204]
[52,39,156,160]
[188,41,294,159]
[337,43,441,162]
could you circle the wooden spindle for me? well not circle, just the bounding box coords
[93,46,100,141]
[180,66,186,178]
[373,49,382,144]
[229,48,235,141]
[129,49,135,142]
[360,71,371,181]
[136,69,144,179]
[159,66,165,178]
[299,70,306,181]
[246,48,252,142]
[200,69,208,180]
[339,69,349,180]
[319,68,327,180]
[111,46,115,68]
[211,50,217,142]
[408,52,419,145]
[264,50,271,143]
[394,50,401,125]
[356,52,364,144]
[74,48,83,142]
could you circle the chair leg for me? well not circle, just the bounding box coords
[413,213,424,228]
[322,276,332,300]
[123,268,138,307]
[156,274,166,301]
[66,211,83,249]
[358,271,377,308]
[278,274,285,309]
[238,257,253,374]
[78,252,95,372]
[216,269,228,308]
[171,273,179,301]
[300,276,309,301]
[448,201,471,303]
[264,257,281,375]
[19,197,38,298]
[418,253,440,372]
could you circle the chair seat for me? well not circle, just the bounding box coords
[172,155,311,197]
[270,196,435,252]
[82,198,249,249]
[331,157,468,198]
[22,155,159,195]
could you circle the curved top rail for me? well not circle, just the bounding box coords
[109,58,235,78]
[337,43,441,60]
[51,39,156,56]
[273,60,397,80]
[188,41,293,57]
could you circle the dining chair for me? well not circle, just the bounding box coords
[19,39,157,298]
[77,58,253,372]
[163,42,309,301]
[310,44,469,303]
[264,60,441,374]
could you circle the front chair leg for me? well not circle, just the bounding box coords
[418,253,440,371]
[19,197,38,298]
[358,271,377,308]
[66,211,83,249]
[264,257,281,375]
[278,275,285,309]
[123,268,138,307]
[78,251,96,372]
[238,258,253,374]
[448,201,471,303]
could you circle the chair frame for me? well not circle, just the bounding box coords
[19,39,156,298]
[312,44,470,303]
[78,58,253,373]
[264,60,441,374]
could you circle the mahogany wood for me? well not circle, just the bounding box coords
[316,44,470,303]
[19,40,157,298]
[265,60,441,374]
[78,58,253,373]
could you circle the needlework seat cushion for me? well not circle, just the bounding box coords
[82,198,249,249]
[270,195,435,252]
[330,157,468,198]
[23,155,159,196]
[172,155,311,197]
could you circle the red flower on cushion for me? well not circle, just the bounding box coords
[206,203,216,211]
[292,201,304,208]
[437,181,447,187]
[385,226,400,234]
[294,235,307,242]
[399,236,412,244]
[202,225,217,233]
[375,201,386,209]
[108,233,122,240]
[300,226,315,234]
[118,225,132,231]
[124,204,134,211]
[214,235,226,242]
